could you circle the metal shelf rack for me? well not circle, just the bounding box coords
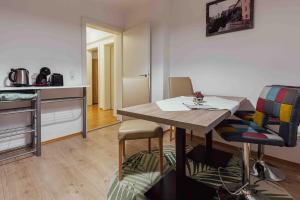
[0,146,36,163]
[0,107,36,115]
[0,90,41,164]
[0,86,87,165]
[0,126,35,140]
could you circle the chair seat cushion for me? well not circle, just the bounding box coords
[234,111,255,121]
[235,111,280,125]
[118,119,163,141]
[215,119,284,146]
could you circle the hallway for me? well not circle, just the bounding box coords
[87,105,118,130]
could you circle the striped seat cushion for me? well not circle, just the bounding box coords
[216,119,284,146]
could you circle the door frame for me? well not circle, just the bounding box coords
[81,17,123,120]
[104,43,115,111]
[86,46,100,105]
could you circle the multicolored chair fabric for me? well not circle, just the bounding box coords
[234,110,256,121]
[235,85,300,126]
[217,119,284,146]
[217,85,300,147]
[235,110,281,125]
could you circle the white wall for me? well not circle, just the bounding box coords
[125,0,300,164]
[168,0,300,163]
[0,0,124,143]
[169,0,300,103]
[40,89,83,141]
[0,0,124,87]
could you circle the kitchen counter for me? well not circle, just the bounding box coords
[0,85,88,158]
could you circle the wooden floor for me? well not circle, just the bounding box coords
[0,125,299,200]
[87,105,118,130]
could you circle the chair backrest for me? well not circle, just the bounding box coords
[122,77,150,108]
[254,85,300,147]
[168,77,194,98]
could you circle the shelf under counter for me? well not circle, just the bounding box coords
[0,126,35,140]
[0,86,88,164]
[0,107,36,115]
[0,146,37,163]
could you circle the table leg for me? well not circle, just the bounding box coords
[176,127,186,180]
[186,130,233,168]
[144,127,216,200]
[82,87,87,138]
[205,131,213,155]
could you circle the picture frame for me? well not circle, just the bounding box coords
[206,0,254,37]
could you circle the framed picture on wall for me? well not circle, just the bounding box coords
[206,0,254,37]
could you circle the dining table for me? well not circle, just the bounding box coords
[117,96,246,200]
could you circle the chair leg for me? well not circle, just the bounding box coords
[174,128,176,143]
[169,126,173,141]
[242,143,251,186]
[219,143,268,199]
[159,136,163,175]
[119,140,123,181]
[122,140,126,160]
[190,130,193,141]
[148,138,151,153]
[239,143,268,199]
[252,144,286,182]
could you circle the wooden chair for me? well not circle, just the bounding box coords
[168,77,194,141]
[118,77,163,181]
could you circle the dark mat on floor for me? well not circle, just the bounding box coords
[107,145,293,200]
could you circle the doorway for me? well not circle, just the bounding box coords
[85,25,119,131]
[92,49,98,105]
[82,18,151,132]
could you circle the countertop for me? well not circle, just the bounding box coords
[0,85,89,91]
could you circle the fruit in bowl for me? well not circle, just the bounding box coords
[193,91,204,104]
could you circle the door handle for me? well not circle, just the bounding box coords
[139,74,148,77]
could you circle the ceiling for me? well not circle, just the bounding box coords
[86,27,114,44]
[88,0,151,12]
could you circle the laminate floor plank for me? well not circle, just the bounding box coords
[0,125,298,200]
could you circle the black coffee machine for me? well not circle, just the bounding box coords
[35,67,51,86]
[49,73,64,86]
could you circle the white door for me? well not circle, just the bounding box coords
[122,23,151,107]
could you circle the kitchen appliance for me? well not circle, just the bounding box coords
[49,73,64,86]
[35,67,51,86]
[8,68,30,86]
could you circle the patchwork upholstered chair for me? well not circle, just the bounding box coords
[215,85,300,199]
[235,85,300,182]
[118,77,164,181]
[168,77,194,141]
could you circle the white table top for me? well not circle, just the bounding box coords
[0,85,89,91]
